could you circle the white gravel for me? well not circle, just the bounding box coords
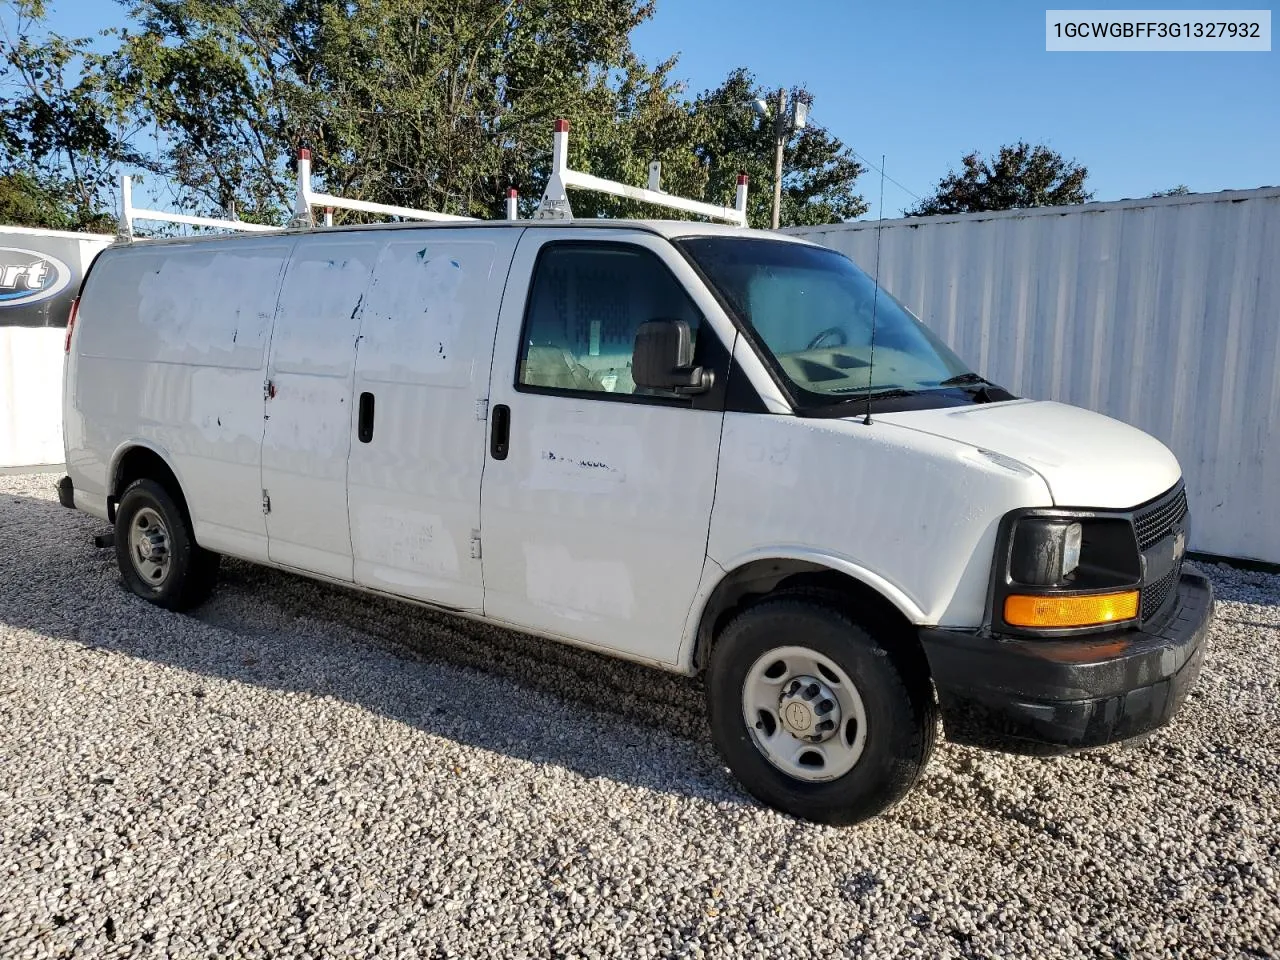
[1,471,1277,959]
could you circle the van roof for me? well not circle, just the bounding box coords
[115,218,823,249]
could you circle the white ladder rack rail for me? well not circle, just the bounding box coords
[290,149,481,226]
[117,175,279,240]
[536,119,749,226]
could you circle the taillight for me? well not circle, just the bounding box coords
[64,297,79,353]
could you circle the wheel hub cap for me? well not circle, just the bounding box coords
[778,676,841,742]
[741,645,870,783]
[138,532,166,560]
[128,507,172,584]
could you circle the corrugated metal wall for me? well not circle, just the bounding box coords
[790,188,1280,564]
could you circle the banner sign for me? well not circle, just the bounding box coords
[0,232,109,328]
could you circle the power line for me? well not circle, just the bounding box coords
[801,103,926,205]
[851,150,924,203]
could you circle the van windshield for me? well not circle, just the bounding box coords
[677,237,979,409]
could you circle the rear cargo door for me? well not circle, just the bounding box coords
[261,234,379,580]
[345,228,520,613]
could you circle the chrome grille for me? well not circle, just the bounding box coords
[1134,485,1188,551]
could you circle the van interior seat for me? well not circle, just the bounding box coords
[521,344,601,391]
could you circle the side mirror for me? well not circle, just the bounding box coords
[632,319,714,395]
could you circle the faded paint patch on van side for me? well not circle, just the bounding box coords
[135,248,290,368]
[271,253,376,376]
[356,241,497,389]
[350,506,461,582]
[189,366,267,445]
[522,541,635,621]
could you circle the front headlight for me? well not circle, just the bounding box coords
[995,513,1144,635]
[1009,519,1083,586]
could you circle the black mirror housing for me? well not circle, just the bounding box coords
[632,319,713,394]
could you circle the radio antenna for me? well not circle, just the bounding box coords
[862,154,887,426]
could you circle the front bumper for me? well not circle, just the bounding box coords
[920,571,1214,754]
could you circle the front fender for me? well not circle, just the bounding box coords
[677,547,930,672]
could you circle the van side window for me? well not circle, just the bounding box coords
[518,243,703,398]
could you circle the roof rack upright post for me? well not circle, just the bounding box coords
[535,118,749,226]
[536,119,574,220]
[116,174,135,243]
[506,188,519,221]
[290,149,316,229]
[111,171,279,236]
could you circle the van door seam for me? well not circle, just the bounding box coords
[475,226,530,610]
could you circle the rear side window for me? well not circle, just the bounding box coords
[517,243,703,398]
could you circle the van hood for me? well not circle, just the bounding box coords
[874,399,1181,509]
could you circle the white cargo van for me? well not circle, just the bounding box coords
[60,148,1212,824]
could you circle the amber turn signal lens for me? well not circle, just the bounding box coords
[1004,591,1139,628]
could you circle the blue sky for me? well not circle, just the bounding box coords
[39,0,1280,220]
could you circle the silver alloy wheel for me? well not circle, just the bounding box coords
[129,506,171,586]
[742,645,870,782]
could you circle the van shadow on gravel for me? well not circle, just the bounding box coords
[0,489,747,808]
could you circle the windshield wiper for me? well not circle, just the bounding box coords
[936,372,1012,404]
[827,387,916,402]
[937,372,992,387]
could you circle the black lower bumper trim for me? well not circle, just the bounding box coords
[920,572,1214,754]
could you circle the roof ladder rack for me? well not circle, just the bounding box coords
[289,149,482,227]
[116,175,279,241]
[115,118,742,240]
[536,119,749,226]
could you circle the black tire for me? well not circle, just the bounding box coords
[114,478,219,611]
[707,593,936,825]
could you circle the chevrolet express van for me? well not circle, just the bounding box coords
[61,220,1213,824]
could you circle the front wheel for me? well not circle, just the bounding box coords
[707,594,936,825]
[114,478,219,611]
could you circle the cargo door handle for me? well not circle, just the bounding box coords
[490,404,510,460]
[357,391,375,443]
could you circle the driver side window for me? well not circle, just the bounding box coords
[518,243,703,397]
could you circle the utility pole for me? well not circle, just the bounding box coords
[771,87,786,230]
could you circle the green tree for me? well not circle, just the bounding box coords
[907,142,1091,216]
[4,1,866,230]
[689,68,866,228]
[108,0,681,223]
[0,170,114,231]
[0,0,149,230]
[1148,184,1191,197]
[108,4,866,227]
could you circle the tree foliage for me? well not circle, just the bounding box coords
[109,0,676,222]
[0,0,151,231]
[907,142,1091,217]
[0,0,866,230]
[690,69,866,228]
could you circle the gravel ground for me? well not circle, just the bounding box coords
[1,472,1277,959]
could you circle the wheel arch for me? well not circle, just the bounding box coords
[682,551,929,674]
[107,441,191,525]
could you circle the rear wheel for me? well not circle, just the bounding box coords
[707,594,936,825]
[114,478,219,611]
